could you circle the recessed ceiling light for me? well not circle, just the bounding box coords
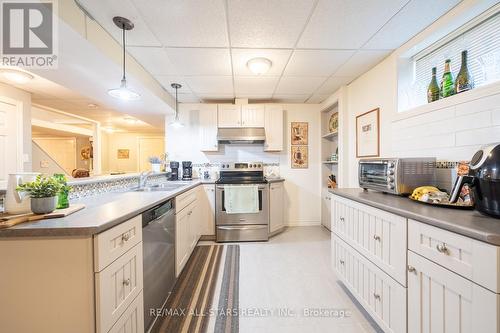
[124,116,138,124]
[102,126,115,133]
[87,103,99,109]
[0,68,34,84]
[247,57,272,75]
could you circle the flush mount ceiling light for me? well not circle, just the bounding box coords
[247,57,272,75]
[107,16,140,101]
[87,103,99,109]
[169,83,184,128]
[0,68,34,84]
[124,116,139,124]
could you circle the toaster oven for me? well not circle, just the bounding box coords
[359,158,436,195]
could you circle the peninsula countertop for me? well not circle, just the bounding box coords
[329,188,500,246]
[0,180,202,238]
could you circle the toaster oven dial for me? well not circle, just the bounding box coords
[387,183,395,190]
[387,169,394,176]
[387,176,395,183]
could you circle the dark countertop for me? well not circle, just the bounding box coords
[0,180,202,238]
[330,188,500,246]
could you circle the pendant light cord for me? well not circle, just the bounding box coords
[175,86,179,120]
[122,25,126,81]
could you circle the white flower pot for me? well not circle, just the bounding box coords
[31,196,58,215]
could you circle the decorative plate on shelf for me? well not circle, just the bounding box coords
[329,113,338,134]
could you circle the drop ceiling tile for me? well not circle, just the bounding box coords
[132,0,229,47]
[77,0,161,46]
[283,50,354,76]
[227,0,316,48]
[275,76,326,95]
[232,49,292,76]
[237,94,273,101]
[334,50,391,77]
[184,76,234,94]
[154,76,192,94]
[363,0,461,49]
[307,94,330,103]
[298,0,408,49]
[128,47,178,76]
[199,94,235,103]
[272,94,310,103]
[177,94,201,103]
[234,76,280,95]
[165,48,232,75]
[315,76,354,95]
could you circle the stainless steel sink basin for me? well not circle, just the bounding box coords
[132,183,185,192]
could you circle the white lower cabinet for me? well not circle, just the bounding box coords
[108,292,144,333]
[199,184,216,236]
[408,251,499,333]
[269,181,285,234]
[332,234,406,333]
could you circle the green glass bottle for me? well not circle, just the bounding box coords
[440,59,455,98]
[427,67,440,103]
[54,174,70,209]
[455,50,473,93]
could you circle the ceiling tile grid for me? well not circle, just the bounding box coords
[75,0,461,103]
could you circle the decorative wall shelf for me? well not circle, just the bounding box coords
[322,161,338,164]
[322,131,338,139]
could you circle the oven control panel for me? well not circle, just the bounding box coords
[220,162,263,171]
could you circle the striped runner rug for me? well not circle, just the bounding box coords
[151,245,240,333]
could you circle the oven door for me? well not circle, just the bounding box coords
[216,184,269,226]
[359,161,390,188]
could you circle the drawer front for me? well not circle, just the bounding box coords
[408,219,500,292]
[94,215,142,272]
[408,251,499,333]
[216,225,269,242]
[96,243,144,333]
[332,234,406,333]
[175,187,197,213]
[331,195,407,285]
[108,291,144,333]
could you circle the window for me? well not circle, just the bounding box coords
[412,10,500,101]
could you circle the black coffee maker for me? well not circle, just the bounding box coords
[169,161,179,181]
[450,143,500,218]
[182,161,193,181]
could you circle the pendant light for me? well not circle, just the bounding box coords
[107,16,140,101]
[169,83,184,128]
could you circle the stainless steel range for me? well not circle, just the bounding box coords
[216,162,269,242]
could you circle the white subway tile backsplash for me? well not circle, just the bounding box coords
[492,108,500,125]
[453,110,491,132]
[455,93,500,116]
[393,106,455,129]
[455,126,500,146]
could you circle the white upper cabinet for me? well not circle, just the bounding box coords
[264,104,284,151]
[217,104,242,128]
[198,104,218,151]
[241,104,265,127]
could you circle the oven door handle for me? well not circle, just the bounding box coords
[216,185,268,190]
[217,225,267,230]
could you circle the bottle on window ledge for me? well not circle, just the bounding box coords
[427,67,440,103]
[440,59,455,98]
[455,50,473,94]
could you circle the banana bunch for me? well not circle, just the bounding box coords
[410,186,441,201]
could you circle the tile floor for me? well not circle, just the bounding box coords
[202,226,382,333]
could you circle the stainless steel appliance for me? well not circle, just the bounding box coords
[217,127,266,144]
[450,143,500,218]
[182,161,192,181]
[142,200,176,331]
[216,162,269,242]
[169,161,179,181]
[359,158,436,195]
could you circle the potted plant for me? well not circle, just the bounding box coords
[16,175,64,214]
[148,156,162,172]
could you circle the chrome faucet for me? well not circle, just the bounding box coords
[139,171,153,188]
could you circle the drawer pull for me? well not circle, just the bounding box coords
[373,235,381,241]
[122,233,130,242]
[407,265,416,274]
[340,217,345,222]
[123,278,130,286]
[373,293,381,300]
[339,260,345,265]
[436,243,449,254]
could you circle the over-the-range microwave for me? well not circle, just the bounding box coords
[358,158,436,195]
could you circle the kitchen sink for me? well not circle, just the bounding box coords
[132,183,185,192]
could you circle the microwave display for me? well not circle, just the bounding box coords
[359,162,388,186]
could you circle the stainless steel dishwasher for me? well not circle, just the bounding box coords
[142,199,176,332]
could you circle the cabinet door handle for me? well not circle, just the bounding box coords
[436,243,449,254]
[122,233,130,242]
[373,235,381,241]
[188,210,193,216]
[339,260,345,265]
[123,278,130,286]
[373,293,381,300]
[407,265,417,274]
[340,217,345,222]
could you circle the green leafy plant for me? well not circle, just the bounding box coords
[16,175,64,198]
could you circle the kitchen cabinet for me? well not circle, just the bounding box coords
[408,251,499,333]
[269,181,285,234]
[241,104,265,127]
[218,104,241,128]
[199,184,216,237]
[264,104,284,151]
[321,191,331,231]
[199,104,218,151]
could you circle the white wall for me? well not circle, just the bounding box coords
[340,0,500,187]
[166,103,322,226]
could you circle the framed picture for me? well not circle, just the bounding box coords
[356,108,380,158]
[117,149,130,159]
[291,146,308,169]
[291,122,308,145]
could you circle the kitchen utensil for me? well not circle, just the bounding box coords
[0,204,85,229]
[4,173,40,214]
[450,143,500,218]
